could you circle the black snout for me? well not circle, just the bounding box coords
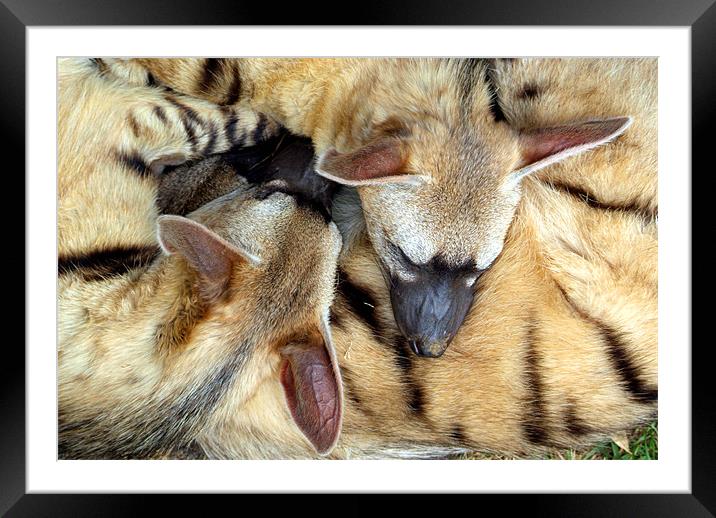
[389,268,478,358]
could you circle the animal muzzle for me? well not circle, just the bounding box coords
[389,272,476,358]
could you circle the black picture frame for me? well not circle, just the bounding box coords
[8,0,708,514]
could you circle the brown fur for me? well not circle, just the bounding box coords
[58,58,342,458]
[111,58,643,356]
[61,58,657,458]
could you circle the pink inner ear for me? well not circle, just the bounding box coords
[157,216,241,301]
[318,138,413,185]
[280,336,342,455]
[519,117,631,169]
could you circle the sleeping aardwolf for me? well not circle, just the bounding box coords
[103,57,633,357]
[58,58,344,458]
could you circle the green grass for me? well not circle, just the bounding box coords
[459,421,658,460]
[577,421,658,460]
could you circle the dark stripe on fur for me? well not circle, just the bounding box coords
[483,60,507,122]
[90,58,109,76]
[339,365,373,418]
[146,72,158,87]
[449,424,467,444]
[522,315,549,445]
[203,119,218,156]
[114,149,151,177]
[394,337,425,416]
[59,341,249,459]
[335,270,425,417]
[252,113,268,144]
[564,398,592,436]
[127,112,143,138]
[199,58,225,95]
[59,245,160,281]
[518,83,542,100]
[555,283,658,404]
[153,105,168,125]
[222,106,244,148]
[336,269,381,336]
[165,95,204,153]
[224,68,242,105]
[548,181,657,221]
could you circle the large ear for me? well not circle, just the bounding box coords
[279,321,343,455]
[157,215,260,300]
[510,116,633,183]
[316,138,426,187]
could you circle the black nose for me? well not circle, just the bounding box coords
[390,269,477,358]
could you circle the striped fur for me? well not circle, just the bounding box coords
[108,58,642,356]
[58,58,342,458]
[61,58,657,458]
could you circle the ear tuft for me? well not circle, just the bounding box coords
[513,116,633,181]
[316,138,425,187]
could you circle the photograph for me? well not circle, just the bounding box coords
[57,57,658,461]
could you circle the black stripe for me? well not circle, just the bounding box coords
[336,269,381,337]
[448,423,467,444]
[199,58,225,95]
[564,398,592,436]
[518,83,542,100]
[394,337,425,416]
[339,366,372,417]
[115,149,151,178]
[548,181,657,221]
[166,95,205,153]
[60,341,249,459]
[252,113,268,144]
[222,106,241,147]
[224,68,242,105]
[90,58,109,75]
[153,105,168,125]
[598,321,658,403]
[335,270,425,418]
[146,71,158,87]
[203,119,218,155]
[59,245,160,281]
[522,314,550,445]
[555,283,658,404]
[483,60,507,122]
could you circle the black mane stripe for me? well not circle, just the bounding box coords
[59,245,160,281]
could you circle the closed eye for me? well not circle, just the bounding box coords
[386,239,418,268]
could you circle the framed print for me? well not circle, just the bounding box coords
[7,0,709,513]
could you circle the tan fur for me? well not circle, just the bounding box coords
[58,58,342,458]
[60,58,657,458]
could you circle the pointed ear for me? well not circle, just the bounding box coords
[157,215,260,300]
[316,138,426,187]
[279,321,343,455]
[150,153,189,175]
[511,116,633,182]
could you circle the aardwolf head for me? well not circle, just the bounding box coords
[317,61,631,357]
[157,138,344,455]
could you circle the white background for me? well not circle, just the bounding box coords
[27,27,690,492]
